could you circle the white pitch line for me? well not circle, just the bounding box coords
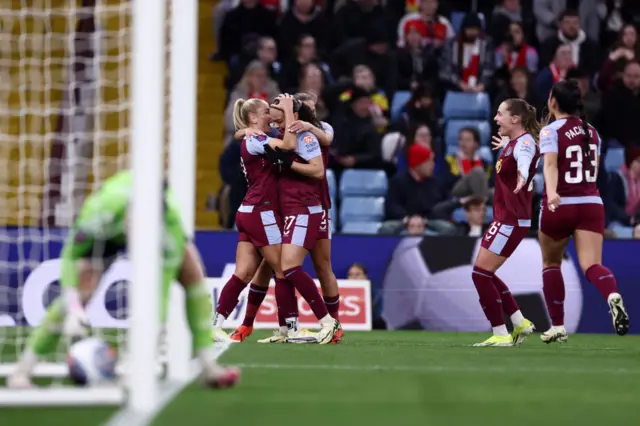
[235,362,640,376]
[103,341,232,426]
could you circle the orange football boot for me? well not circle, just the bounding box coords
[330,323,344,344]
[230,325,253,342]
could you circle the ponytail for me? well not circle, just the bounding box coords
[576,99,591,158]
[297,101,322,129]
[233,98,248,131]
[523,103,541,144]
[232,97,265,131]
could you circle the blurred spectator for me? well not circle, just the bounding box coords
[533,1,602,44]
[441,127,491,200]
[600,1,640,47]
[494,21,539,75]
[396,26,438,90]
[438,13,494,95]
[634,224,640,239]
[385,144,444,220]
[224,60,280,143]
[534,43,574,101]
[278,0,328,60]
[597,23,638,92]
[494,67,544,124]
[489,0,532,47]
[218,139,246,228]
[330,0,387,49]
[218,0,277,63]
[330,86,384,174]
[330,27,398,100]
[404,214,428,235]
[298,63,329,120]
[395,123,434,172]
[540,9,600,75]
[337,65,389,131]
[566,67,600,123]
[601,61,640,148]
[226,36,281,91]
[390,82,440,136]
[456,197,488,237]
[609,146,640,225]
[347,263,368,280]
[279,35,332,93]
[396,0,454,49]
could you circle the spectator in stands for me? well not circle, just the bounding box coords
[390,82,440,136]
[534,43,574,102]
[394,123,434,172]
[330,86,384,175]
[489,0,532,47]
[336,65,389,132]
[456,197,488,237]
[438,13,494,95]
[539,9,600,75]
[404,215,428,235]
[601,61,640,148]
[218,0,277,63]
[218,137,247,228]
[600,1,640,47]
[533,1,602,44]
[298,63,329,120]
[396,0,454,49]
[609,146,640,225]
[347,263,368,280]
[330,0,387,49]
[396,25,438,90]
[441,127,490,201]
[330,26,398,101]
[494,21,539,75]
[493,67,544,124]
[223,60,280,144]
[278,0,328,61]
[567,67,600,123]
[385,144,442,220]
[279,35,332,93]
[597,23,638,92]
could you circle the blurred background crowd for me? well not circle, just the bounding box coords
[211,0,640,239]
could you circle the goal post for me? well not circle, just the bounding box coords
[0,0,199,408]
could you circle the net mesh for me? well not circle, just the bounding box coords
[0,0,171,384]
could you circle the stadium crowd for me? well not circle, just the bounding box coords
[213,0,640,239]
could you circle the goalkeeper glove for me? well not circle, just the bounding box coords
[63,289,89,338]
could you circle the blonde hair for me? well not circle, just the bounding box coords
[232,98,265,131]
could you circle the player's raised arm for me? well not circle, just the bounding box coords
[540,126,561,210]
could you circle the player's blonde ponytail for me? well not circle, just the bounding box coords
[232,98,248,131]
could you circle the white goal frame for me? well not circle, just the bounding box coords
[0,0,199,412]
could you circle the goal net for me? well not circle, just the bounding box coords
[0,0,194,406]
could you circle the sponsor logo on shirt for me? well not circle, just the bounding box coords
[303,135,314,144]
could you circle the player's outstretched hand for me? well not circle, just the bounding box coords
[288,120,310,133]
[513,171,526,194]
[491,135,510,151]
[547,192,561,212]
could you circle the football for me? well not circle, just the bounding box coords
[66,337,117,386]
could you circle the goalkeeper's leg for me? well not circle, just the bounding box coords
[8,261,101,388]
[176,242,240,388]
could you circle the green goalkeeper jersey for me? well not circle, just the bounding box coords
[60,170,187,289]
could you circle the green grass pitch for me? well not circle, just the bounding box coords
[1,330,640,426]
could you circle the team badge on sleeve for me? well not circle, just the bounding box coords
[541,129,550,137]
